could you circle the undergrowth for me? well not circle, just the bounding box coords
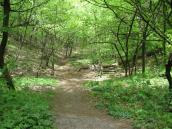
[14,76,57,90]
[85,70,172,129]
[0,77,56,129]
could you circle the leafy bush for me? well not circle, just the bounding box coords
[85,73,172,129]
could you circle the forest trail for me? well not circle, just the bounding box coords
[52,63,132,129]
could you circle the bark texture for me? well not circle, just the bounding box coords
[165,53,172,91]
[0,0,15,89]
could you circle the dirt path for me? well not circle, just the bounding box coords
[53,64,132,129]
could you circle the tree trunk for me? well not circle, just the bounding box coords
[163,2,167,64]
[142,23,148,74]
[0,0,15,89]
[165,53,172,91]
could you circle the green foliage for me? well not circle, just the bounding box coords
[70,58,91,69]
[1,0,171,128]
[0,78,6,88]
[0,87,54,129]
[85,71,172,129]
[88,44,114,64]
[14,76,57,90]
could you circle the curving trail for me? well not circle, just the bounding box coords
[52,64,132,129]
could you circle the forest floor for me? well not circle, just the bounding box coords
[52,62,132,129]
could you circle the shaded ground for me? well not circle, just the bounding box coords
[53,63,132,129]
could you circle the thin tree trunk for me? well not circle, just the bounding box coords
[163,2,167,64]
[165,53,172,91]
[125,9,137,76]
[131,41,142,75]
[0,0,15,89]
[142,23,149,74]
[51,45,55,76]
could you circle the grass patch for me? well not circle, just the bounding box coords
[14,76,58,90]
[0,75,57,129]
[70,58,91,69]
[0,88,54,129]
[85,72,172,129]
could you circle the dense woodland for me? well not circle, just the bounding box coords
[0,0,172,129]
